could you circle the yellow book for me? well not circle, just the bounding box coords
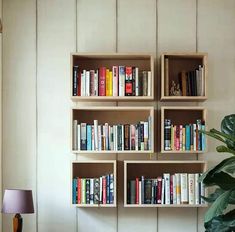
[106,69,110,96]
[109,71,113,96]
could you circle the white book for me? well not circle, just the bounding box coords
[175,173,181,204]
[73,120,78,150]
[94,120,98,151]
[112,66,118,96]
[164,174,170,204]
[77,124,81,151]
[139,181,142,205]
[85,70,90,96]
[188,174,195,205]
[81,179,86,204]
[147,71,151,96]
[172,174,177,204]
[81,70,86,96]
[90,179,94,204]
[118,66,125,96]
[161,179,165,204]
[144,122,149,150]
[121,125,124,151]
[195,173,200,204]
[180,173,188,204]
[94,70,99,96]
[98,125,102,151]
[135,67,139,96]
[193,124,197,151]
[99,177,103,203]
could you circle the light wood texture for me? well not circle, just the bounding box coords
[124,160,207,207]
[161,106,207,153]
[71,106,155,154]
[161,52,208,101]
[71,53,154,101]
[71,160,117,207]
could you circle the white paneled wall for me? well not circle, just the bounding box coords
[2,0,235,232]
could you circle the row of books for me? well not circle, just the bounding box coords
[73,118,152,151]
[164,119,206,151]
[127,173,205,205]
[73,66,152,97]
[72,174,114,205]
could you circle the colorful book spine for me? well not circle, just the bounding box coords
[112,66,118,96]
[125,66,133,96]
[99,67,106,96]
[119,66,125,97]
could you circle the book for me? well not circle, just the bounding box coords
[90,70,95,96]
[135,67,139,96]
[125,66,133,96]
[188,174,195,205]
[130,180,136,204]
[112,66,118,96]
[164,119,171,150]
[195,173,200,205]
[82,178,86,204]
[94,178,100,204]
[85,71,90,96]
[90,179,94,204]
[164,173,170,204]
[110,174,114,204]
[99,67,106,96]
[147,71,151,96]
[86,125,92,150]
[142,71,148,96]
[78,178,81,204]
[175,173,181,204]
[144,179,152,204]
[124,124,130,150]
[180,173,188,204]
[119,66,125,97]
[80,123,87,150]
[73,66,78,96]
[157,177,162,204]
[73,120,78,150]
[86,179,90,204]
[136,177,139,204]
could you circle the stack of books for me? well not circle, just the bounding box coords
[164,119,206,151]
[72,174,114,205]
[127,173,205,205]
[73,66,151,97]
[73,118,152,151]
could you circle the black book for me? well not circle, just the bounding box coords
[186,72,191,96]
[127,181,131,204]
[144,179,152,204]
[86,179,90,204]
[73,66,78,96]
[132,67,136,96]
[130,180,136,204]
[94,178,100,204]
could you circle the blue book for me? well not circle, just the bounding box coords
[185,125,191,150]
[87,125,92,150]
[109,174,114,204]
[201,124,206,151]
[72,178,77,204]
[106,175,110,204]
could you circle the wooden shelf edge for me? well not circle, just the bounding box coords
[124,204,208,208]
[73,204,116,208]
[71,150,154,154]
[160,150,205,154]
[160,96,207,102]
[71,96,154,101]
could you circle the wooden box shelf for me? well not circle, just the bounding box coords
[124,160,207,208]
[161,52,208,101]
[71,53,154,101]
[71,106,154,154]
[71,160,117,207]
[161,106,207,154]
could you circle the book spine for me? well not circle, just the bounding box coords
[112,66,118,96]
[144,122,149,150]
[172,175,177,204]
[157,177,162,204]
[175,173,181,204]
[161,179,165,204]
[147,71,151,96]
[109,174,114,204]
[170,175,173,204]
[200,174,205,204]
[72,178,77,204]
[105,69,110,96]
[130,125,136,150]
[139,181,142,205]
[94,70,99,96]
[135,67,139,96]
[182,127,186,151]
[73,66,78,96]
[94,120,98,151]
[82,178,86,204]
[193,124,197,151]
[85,71,90,96]
[148,116,152,150]
[90,70,95,96]
[102,176,106,204]
[164,173,170,204]
[99,177,103,203]
[121,125,124,151]
[135,124,139,151]
[185,125,191,150]
[201,123,206,151]
[197,119,202,150]
[125,66,133,96]
[136,177,139,204]
[81,123,87,150]
[144,179,152,204]
[164,119,171,150]
[73,120,78,150]
[77,178,81,204]
[81,70,86,96]
[86,179,90,204]
[109,71,113,96]
[140,122,144,150]
[188,174,195,205]
[90,179,94,204]
[179,125,183,151]
[98,125,102,151]
[105,123,109,150]
[99,67,106,96]
[195,173,199,205]
[130,180,136,204]
[132,67,136,96]
[77,124,81,151]
[141,176,145,204]
[94,178,100,204]
[106,175,110,204]
[142,71,148,96]
[180,173,188,204]
[86,125,92,150]
[119,66,125,96]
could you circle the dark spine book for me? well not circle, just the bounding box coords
[94,178,100,204]
[190,124,194,150]
[117,125,122,151]
[130,180,136,204]
[138,123,141,150]
[189,71,194,96]
[141,176,145,204]
[109,174,114,204]
[73,66,78,96]
[140,123,144,150]
[132,67,136,96]
[125,66,133,96]
[144,179,152,204]
[77,71,81,96]
[170,175,173,204]
[186,72,191,96]
[193,70,197,96]
[164,119,171,150]
[106,175,110,204]
[139,72,143,96]
[151,180,155,204]
[142,71,148,96]
[157,177,162,204]
[136,178,139,204]
[86,179,90,204]
[124,124,130,150]
[81,123,87,150]
[127,181,131,204]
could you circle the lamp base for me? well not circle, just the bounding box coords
[13,214,23,232]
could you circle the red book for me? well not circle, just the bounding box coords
[170,175,173,204]
[99,67,106,96]
[102,176,106,204]
[157,177,162,204]
[77,71,81,96]
[77,178,81,204]
[125,66,133,96]
[135,177,139,204]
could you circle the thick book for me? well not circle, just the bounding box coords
[73,66,78,96]
[164,173,170,204]
[86,125,92,150]
[130,180,136,204]
[85,71,90,96]
[119,66,125,97]
[90,70,95,96]
[82,178,86,204]
[161,179,165,204]
[94,178,100,204]
[90,179,94,204]
[130,124,136,150]
[144,179,152,204]
[188,174,195,205]
[157,177,162,204]
[105,69,112,96]
[77,178,81,204]
[99,67,106,96]
[112,66,118,96]
[109,174,114,204]
[124,124,130,150]
[142,71,148,96]
[180,173,188,204]
[185,125,191,150]
[86,179,90,204]
[72,178,77,204]
[175,173,181,204]
[125,66,133,96]
[164,119,171,150]
[81,123,87,150]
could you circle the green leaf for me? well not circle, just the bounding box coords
[202,189,235,204]
[221,114,235,150]
[205,190,231,222]
[199,129,226,144]
[216,145,235,155]
[205,209,235,232]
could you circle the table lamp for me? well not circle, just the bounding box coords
[2,189,34,232]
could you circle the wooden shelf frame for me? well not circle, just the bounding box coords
[71,53,155,101]
[161,106,207,154]
[71,160,117,207]
[71,106,155,154]
[124,160,207,208]
[161,52,208,101]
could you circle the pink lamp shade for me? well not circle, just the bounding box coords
[2,189,34,214]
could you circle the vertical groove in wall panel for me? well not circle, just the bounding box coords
[0,0,2,230]
[117,0,157,230]
[37,0,76,231]
[2,0,37,231]
[158,1,197,231]
[77,0,116,52]
[197,1,235,231]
